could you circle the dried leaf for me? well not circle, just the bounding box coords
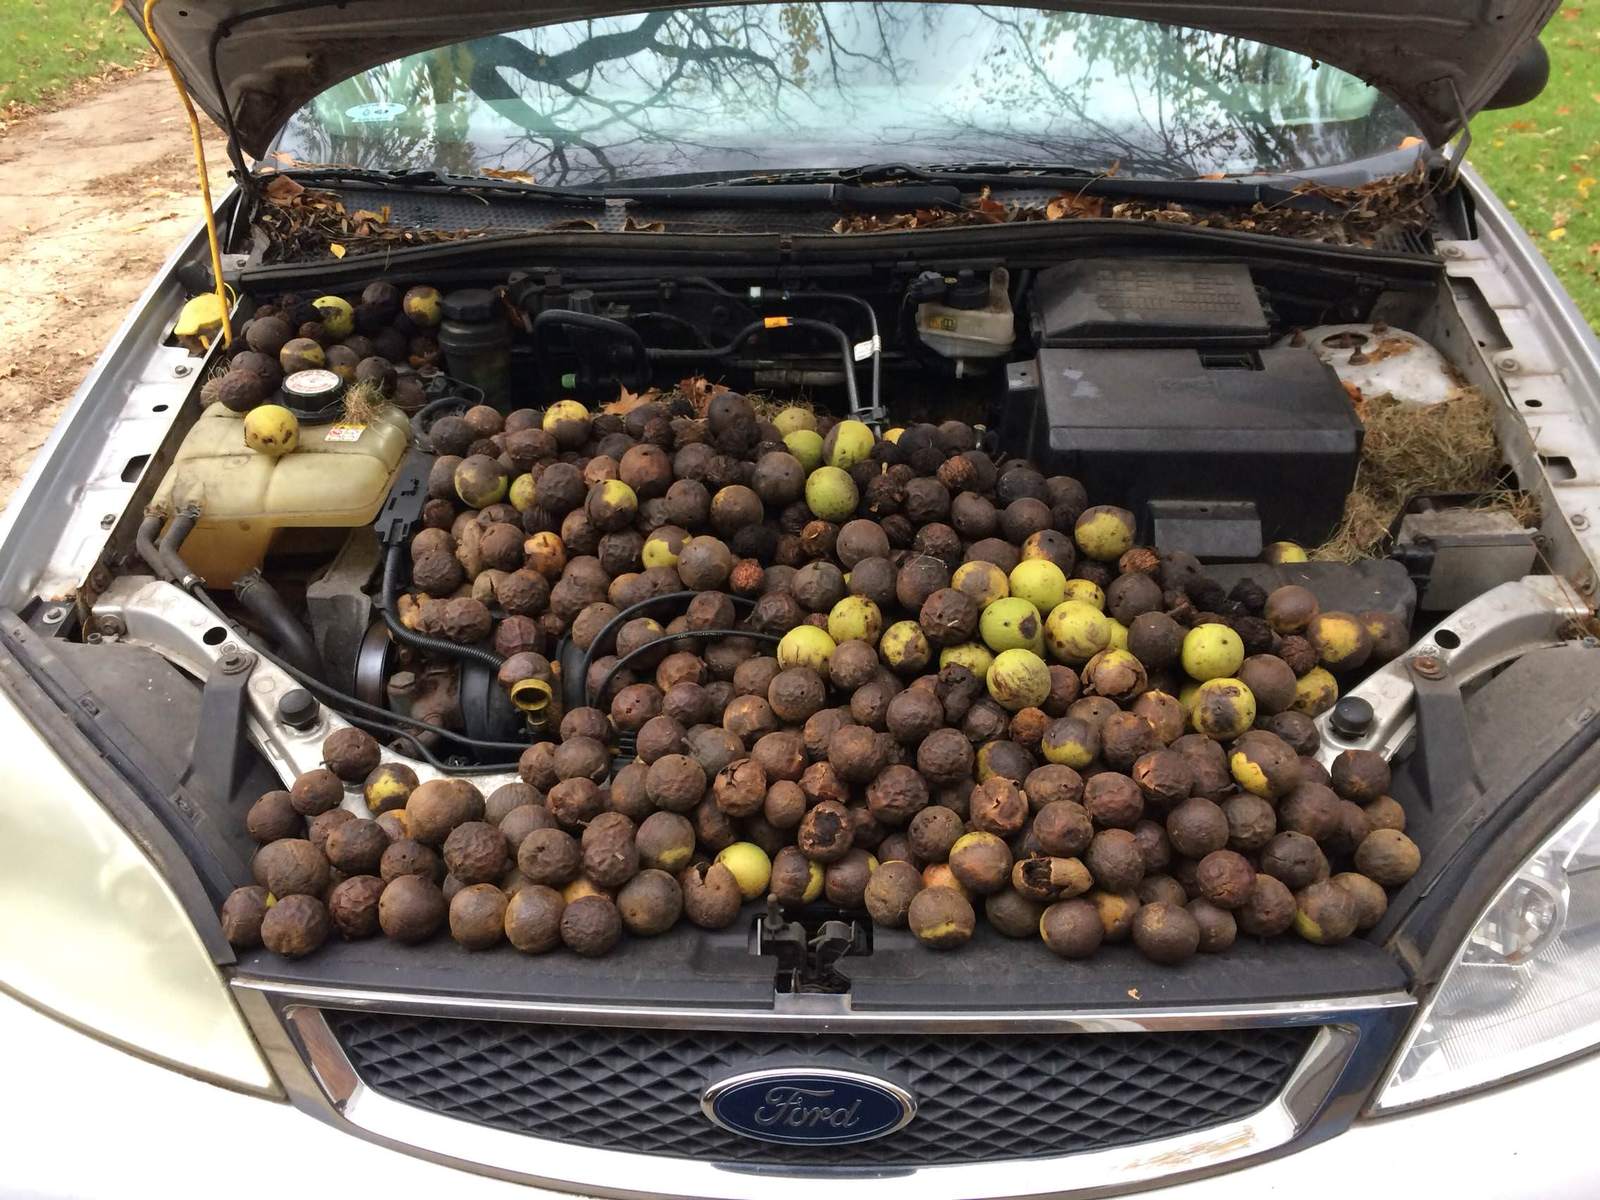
[622,216,666,233]
[252,177,488,263]
[830,161,1433,248]
[262,173,305,205]
[973,190,1008,221]
[1045,192,1104,220]
[549,217,601,232]
[481,168,537,183]
[674,375,730,417]
[602,383,665,415]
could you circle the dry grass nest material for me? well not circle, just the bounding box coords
[1314,389,1533,561]
[340,379,383,425]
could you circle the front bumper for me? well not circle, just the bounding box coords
[6,989,1596,1200]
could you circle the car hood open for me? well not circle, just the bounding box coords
[136,0,1557,161]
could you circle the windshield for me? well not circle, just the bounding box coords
[271,4,1421,186]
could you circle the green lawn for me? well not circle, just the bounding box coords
[0,0,148,112]
[1469,0,1600,327]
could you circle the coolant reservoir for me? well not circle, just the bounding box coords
[915,267,1014,359]
[152,404,411,586]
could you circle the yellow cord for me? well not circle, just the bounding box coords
[142,0,233,347]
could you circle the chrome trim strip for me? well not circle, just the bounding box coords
[235,982,1413,1199]
[233,976,1412,1033]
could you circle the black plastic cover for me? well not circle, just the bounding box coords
[1204,559,1417,625]
[1004,345,1361,545]
[1031,260,1269,348]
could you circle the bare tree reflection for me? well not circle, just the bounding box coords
[272,3,1417,187]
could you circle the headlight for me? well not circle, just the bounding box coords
[0,687,276,1094]
[1372,786,1600,1113]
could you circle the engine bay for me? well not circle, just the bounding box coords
[25,233,1586,981]
[141,254,1522,760]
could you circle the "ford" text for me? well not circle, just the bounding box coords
[752,1086,863,1129]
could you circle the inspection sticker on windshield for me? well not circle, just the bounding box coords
[324,423,367,443]
[345,102,405,124]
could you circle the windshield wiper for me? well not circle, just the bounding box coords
[261,166,612,204]
[262,165,965,212]
[700,160,1153,187]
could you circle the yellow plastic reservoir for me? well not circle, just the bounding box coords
[153,403,411,585]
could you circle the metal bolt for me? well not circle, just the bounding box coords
[1574,514,1590,530]
[218,651,253,675]
[41,606,67,625]
[1441,244,1465,259]
[1579,572,1597,596]
[1330,696,1376,739]
[276,688,320,729]
[96,615,126,637]
[84,631,103,645]
[1410,654,1446,680]
[1497,355,1520,373]
[100,513,116,529]
[173,364,191,377]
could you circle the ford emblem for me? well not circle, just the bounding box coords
[702,1067,916,1146]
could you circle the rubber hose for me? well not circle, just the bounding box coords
[234,569,324,681]
[380,543,504,670]
[157,503,201,586]
[135,511,167,577]
[531,308,650,359]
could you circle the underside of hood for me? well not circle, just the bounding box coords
[135,0,1558,162]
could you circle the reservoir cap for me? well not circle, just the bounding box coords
[442,288,497,323]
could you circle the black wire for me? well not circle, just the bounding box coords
[577,590,757,704]
[380,544,505,671]
[645,317,861,412]
[629,311,713,348]
[525,277,881,419]
[184,584,527,771]
[593,627,782,708]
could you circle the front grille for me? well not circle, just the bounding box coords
[328,1011,1314,1167]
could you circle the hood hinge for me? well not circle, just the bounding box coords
[1440,79,1473,190]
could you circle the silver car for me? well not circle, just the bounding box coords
[3,1,1598,1196]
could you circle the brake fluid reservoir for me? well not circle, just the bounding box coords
[152,403,411,586]
[915,267,1014,359]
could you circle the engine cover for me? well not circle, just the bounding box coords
[1003,345,1362,548]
